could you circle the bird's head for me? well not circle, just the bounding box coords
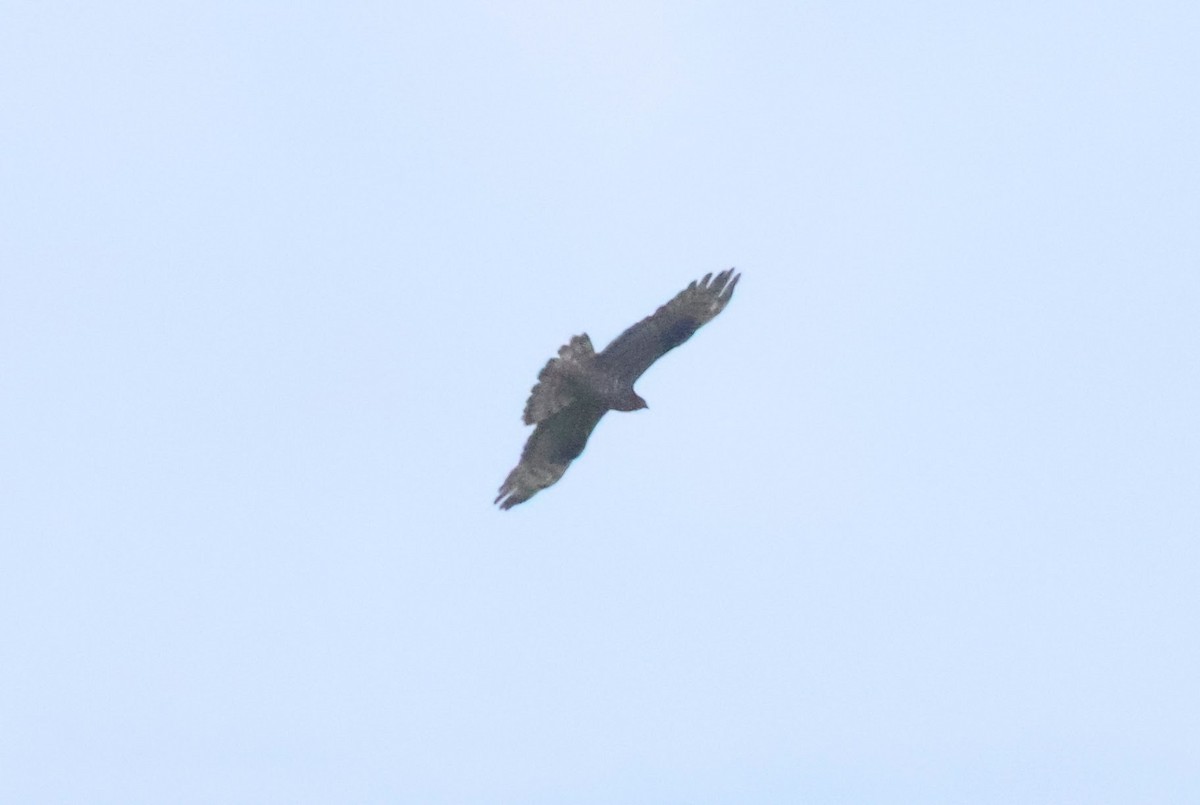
[614,390,648,412]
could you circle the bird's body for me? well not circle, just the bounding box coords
[496,269,740,509]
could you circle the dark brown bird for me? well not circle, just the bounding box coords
[496,269,741,509]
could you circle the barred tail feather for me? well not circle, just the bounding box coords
[522,333,594,425]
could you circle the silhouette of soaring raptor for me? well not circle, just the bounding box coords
[496,269,740,509]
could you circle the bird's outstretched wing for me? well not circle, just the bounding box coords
[597,269,740,385]
[495,402,607,510]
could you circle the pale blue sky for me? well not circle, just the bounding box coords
[2,2,1198,802]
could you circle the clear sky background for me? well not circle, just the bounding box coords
[3,2,1197,803]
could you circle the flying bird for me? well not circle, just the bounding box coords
[496,269,741,509]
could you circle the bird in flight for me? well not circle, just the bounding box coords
[496,269,741,509]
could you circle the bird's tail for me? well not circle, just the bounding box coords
[522,333,594,424]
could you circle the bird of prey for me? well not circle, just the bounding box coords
[496,269,741,509]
